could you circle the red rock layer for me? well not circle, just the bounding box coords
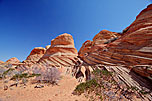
[79,30,121,60]
[6,57,20,64]
[23,47,46,64]
[38,33,78,67]
[0,60,4,64]
[78,4,152,77]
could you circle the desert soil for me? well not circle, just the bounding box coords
[0,74,88,101]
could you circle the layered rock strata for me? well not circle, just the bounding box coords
[78,4,152,78]
[0,61,4,64]
[6,57,20,64]
[23,47,46,64]
[79,30,121,60]
[38,33,78,67]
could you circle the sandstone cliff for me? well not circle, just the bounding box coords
[78,4,152,78]
[76,5,152,100]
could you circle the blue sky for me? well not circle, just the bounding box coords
[0,0,151,62]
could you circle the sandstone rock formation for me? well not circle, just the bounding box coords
[79,30,121,60]
[6,57,20,64]
[23,47,46,64]
[45,45,51,49]
[78,4,152,78]
[92,30,121,45]
[78,40,92,58]
[0,60,4,64]
[38,33,78,67]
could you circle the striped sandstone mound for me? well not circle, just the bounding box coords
[79,30,121,61]
[23,47,46,64]
[38,33,78,67]
[0,60,4,64]
[6,57,20,64]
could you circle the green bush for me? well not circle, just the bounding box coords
[10,73,41,80]
[0,68,15,79]
[2,68,15,77]
[101,70,112,76]
[74,79,99,94]
[92,68,112,77]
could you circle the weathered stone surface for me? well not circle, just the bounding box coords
[92,30,121,45]
[38,33,78,67]
[78,40,93,58]
[23,47,46,64]
[6,57,20,64]
[79,30,121,60]
[51,33,75,47]
[0,61,4,64]
[78,4,152,78]
[45,45,51,50]
[104,65,152,101]
[132,65,152,77]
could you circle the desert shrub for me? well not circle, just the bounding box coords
[74,79,99,94]
[0,68,17,80]
[73,67,115,100]
[0,64,61,86]
[101,70,112,76]
[92,68,102,76]
[0,65,41,85]
[92,68,112,76]
[2,68,15,77]
[10,73,41,80]
[33,66,61,85]
[74,68,113,95]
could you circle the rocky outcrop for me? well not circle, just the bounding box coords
[79,30,121,60]
[6,57,20,64]
[45,45,51,49]
[0,61,4,64]
[16,33,78,72]
[23,47,46,64]
[78,40,93,58]
[38,33,78,67]
[92,30,121,45]
[78,4,152,78]
[104,65,152,101]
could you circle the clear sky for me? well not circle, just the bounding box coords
[0,0,151,62]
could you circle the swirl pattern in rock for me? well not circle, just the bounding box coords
[23,47,46,64]
[38,33,78,67]
[78,4,152,77]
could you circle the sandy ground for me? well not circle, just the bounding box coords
[0,75,88,101]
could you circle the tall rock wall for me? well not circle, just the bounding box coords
[78,4,152,77]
